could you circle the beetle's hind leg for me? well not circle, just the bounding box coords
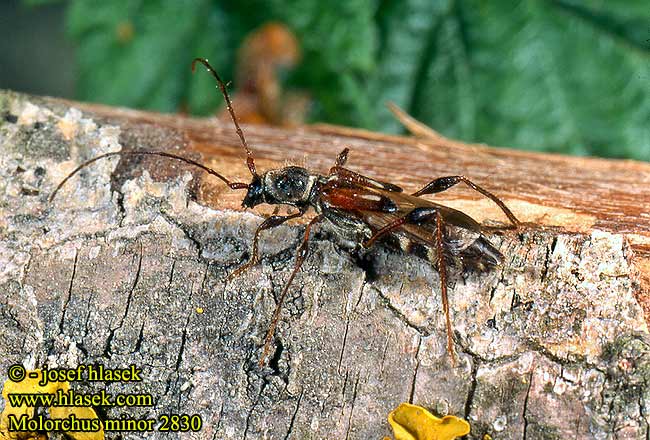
[412,175,520,228]
[361,206,446,249]
[434,210,456,366]
[355,207,458,365]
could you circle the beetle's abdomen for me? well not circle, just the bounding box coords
[382,233,503,272]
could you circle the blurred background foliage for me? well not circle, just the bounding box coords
[6,0,650,160]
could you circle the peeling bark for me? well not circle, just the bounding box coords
[1,90,650,439]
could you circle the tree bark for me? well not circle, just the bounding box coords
[1,90,649,439]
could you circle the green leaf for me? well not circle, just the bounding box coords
[185,4,236,115]
[374,0,650,159]
[54,0,650,159]
[371,0,453,132]
[21,0,63,5]
[67,0,211,112]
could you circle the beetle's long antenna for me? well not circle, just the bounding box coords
[191,58,258,178]
[49,151,249,203]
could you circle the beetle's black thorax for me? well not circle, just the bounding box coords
[241,166,321,209]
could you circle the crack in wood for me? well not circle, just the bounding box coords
[337,317,351,375]
[376,287,431,336]
[213,400,225,438]
[379,331,391,375]
[132,320,145,354]
[58,249,78,333]
[522,368,534,440]
[283,389,304,440]
[103,242,143,357]
[463,359,479,420]
[408,336,422,404]
[166,260,176,292]
[174,310,191,372]
[345,373,361,440]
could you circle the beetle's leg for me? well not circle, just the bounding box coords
[362,217,408,248]
[434,210,456,366]
[329,166,404,192]
[332,148,350,170]
[412,175,519,227]
[362,206,457,365]
[259,214,324,367]
[228,207,307,280]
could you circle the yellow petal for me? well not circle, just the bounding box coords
[1,370,58,440]
[1,370,103,440]
[2,370,62,398]
[387,403,470,440]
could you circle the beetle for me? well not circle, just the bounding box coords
[51,58,520,366]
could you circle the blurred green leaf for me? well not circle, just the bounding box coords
[67,0,213,112]
[265,0,378,126]
[22,0,63,5]
[369,0,650,159]
[185,4,236,115]
[371,0,453,132]
[53,0,650,159]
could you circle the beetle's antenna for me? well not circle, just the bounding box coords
[49,151,249,203]
[191,58,258,178]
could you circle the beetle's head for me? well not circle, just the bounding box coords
[242,174,265,208]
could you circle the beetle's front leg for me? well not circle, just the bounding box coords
[228,207,307,280]
[259,214,324,366]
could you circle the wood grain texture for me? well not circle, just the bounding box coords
[72,100,650,232]
[2,91,650,439]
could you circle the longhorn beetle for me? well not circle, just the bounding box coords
[51,58,520,366]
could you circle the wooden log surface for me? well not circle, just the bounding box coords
[1,90,650,439]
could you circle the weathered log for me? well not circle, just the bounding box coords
[1,90,649,439]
